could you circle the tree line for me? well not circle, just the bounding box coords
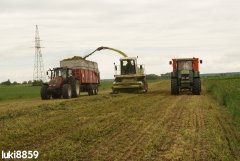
[1,79,43,86]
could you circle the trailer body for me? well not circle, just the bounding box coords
[60,56,100,94]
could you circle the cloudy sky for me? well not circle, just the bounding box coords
[0,0,240,82]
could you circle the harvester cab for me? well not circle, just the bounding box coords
[169,58,202,95]
[41,67,80,100]
[113,57,147,93]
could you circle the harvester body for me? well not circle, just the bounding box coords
[170,58,202,95]
[113,57,148,93]
[83,46,148,93]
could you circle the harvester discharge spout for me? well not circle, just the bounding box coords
[83,46,128,59]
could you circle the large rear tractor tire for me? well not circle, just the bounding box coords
[192,78,201,95]
[62,84,72,99]
[41,85,51,100]
[88,84,94,96]
[72,80,80,98]
[171,78,179,95]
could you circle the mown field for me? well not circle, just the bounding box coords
[0,78,240,160]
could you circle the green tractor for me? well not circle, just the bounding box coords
[169,58,202,95]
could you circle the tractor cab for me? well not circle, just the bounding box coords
[47,67,72,80]
[45,67,73,90]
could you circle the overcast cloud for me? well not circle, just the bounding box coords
[0,0,239,82]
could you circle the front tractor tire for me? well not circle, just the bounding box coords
[192,78,201,95]
[171,78,179,95]
[62,84,72,99]
[72,80,80,98]
[41,85,51,100]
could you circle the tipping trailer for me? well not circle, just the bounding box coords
[41,56,100,100]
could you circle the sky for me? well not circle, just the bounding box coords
[0,0,240,82]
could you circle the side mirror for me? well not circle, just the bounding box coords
[200,60,203,64]
[115,65,117,71]
[46,71,48,75]
[169,61,172,65]
[140,65,143,69]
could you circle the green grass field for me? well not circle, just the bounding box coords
[0,84,40,101]
[203,76,240,122]
[0,80,114,101]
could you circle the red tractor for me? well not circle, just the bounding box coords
[169,58,202,95]
[41,67,80,99]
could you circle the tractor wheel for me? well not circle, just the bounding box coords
[71,80,80,98]
[52,92,61,99]
[41,85,50,100]
[88,84,94,96]
[62,84,72,99]
[171,78,179,95]
[192,78,201,95]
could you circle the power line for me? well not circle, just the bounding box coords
[33,25,46,82]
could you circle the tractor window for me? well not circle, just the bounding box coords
[54,69,61,77]
[177,61,193,70]
[121,60,136,74]
[61,69,67,79]
[53,69,67,79]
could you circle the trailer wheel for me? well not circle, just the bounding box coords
[192,78,201,95]
[171,78,179,95]
[41,85,50,100]
[94,85,98,95]
[63,84,72,99]
[88,84,94,96]
[72,80,80,98]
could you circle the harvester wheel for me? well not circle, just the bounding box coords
[88,84,94,96]
[72,80,80,98]
[63,84,72,99]
[192,78,201,95]
[143,82,148,93]
[171,78,179,95]
[41,85,50,100]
